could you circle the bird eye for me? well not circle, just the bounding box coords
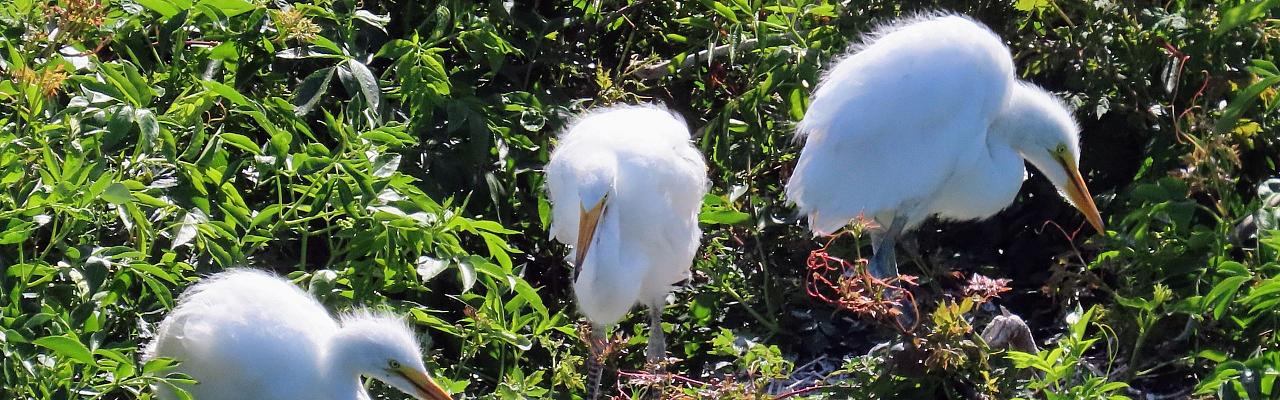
[388,360,401,369]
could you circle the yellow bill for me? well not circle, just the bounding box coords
[574,198,607,276]
[396,366,453,400]
[1058,156,1105,233]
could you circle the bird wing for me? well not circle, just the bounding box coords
[614,139,708,295]
[787,15,1015,234]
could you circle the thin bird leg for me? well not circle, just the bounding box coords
[646,304,667,400]
[867,215,905,279]
[587,325,606,400]
[868,215,916,329]
[645,304,666,372]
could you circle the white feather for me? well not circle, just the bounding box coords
[545,104,708,327]
[144,269,446,400]
[787,14,1087,235]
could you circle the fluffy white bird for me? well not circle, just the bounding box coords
[545,105,708,398]
[144,269,452,400]
[786,14,1104,279]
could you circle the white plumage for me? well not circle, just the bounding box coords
[545,104,708,398]
[144,269,452,400]
[787,14,1104,278]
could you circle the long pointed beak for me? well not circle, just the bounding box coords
[1059,157,1105,234]
[574,199,607,279]
[397,367,452,400]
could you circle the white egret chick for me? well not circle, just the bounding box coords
[144,269,452,400]
[786,14,1105,280]
[545,105,708,398]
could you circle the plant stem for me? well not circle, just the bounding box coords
[722,285,782,335]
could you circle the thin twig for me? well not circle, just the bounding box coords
[773,384,837,399]
[630,25,822,81]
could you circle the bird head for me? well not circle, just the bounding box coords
[996,83,1105,233]
[336,311,453,400]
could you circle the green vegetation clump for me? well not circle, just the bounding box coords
[1,0,1278,399]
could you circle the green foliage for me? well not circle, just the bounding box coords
[1007,306,1129,400]
[2,0,1280,398]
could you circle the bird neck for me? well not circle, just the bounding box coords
[322,330,374,398]
[988,102,1040,158]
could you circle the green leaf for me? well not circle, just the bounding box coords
[1216,0,1280,35]
[480,232,513,271]
[98,63,144,106]
[171,210,204,249]
[102,183,133,205]
[370,153,400,178]
[411,309,460,337]
[457,258,477,293]
[707,1,740,23]
[194,0,255,17]
[122,62,156,105]
[33,335,95,364]
[1217,260,1252,277]
[415,256,449,282]
[1198,349,1230,363]
[136,108,160,153]
[537,196,550,231]
[292,67,334,117]
[1014,0,1050,11]
[1206,276,1250,320]
[134,0,182,17]
[0,221,35,244]
[472,220,519,234]
[201,80,254,108]
[700,209,751,225]
[1215,75,1280,133]
[343,60,381,115]
[220,133,261,155]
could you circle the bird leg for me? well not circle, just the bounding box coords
[867,216,905,279]
[645,304,667,400]
[645,305,666,372]
[867,215,917,329]
[587,325,607,400]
